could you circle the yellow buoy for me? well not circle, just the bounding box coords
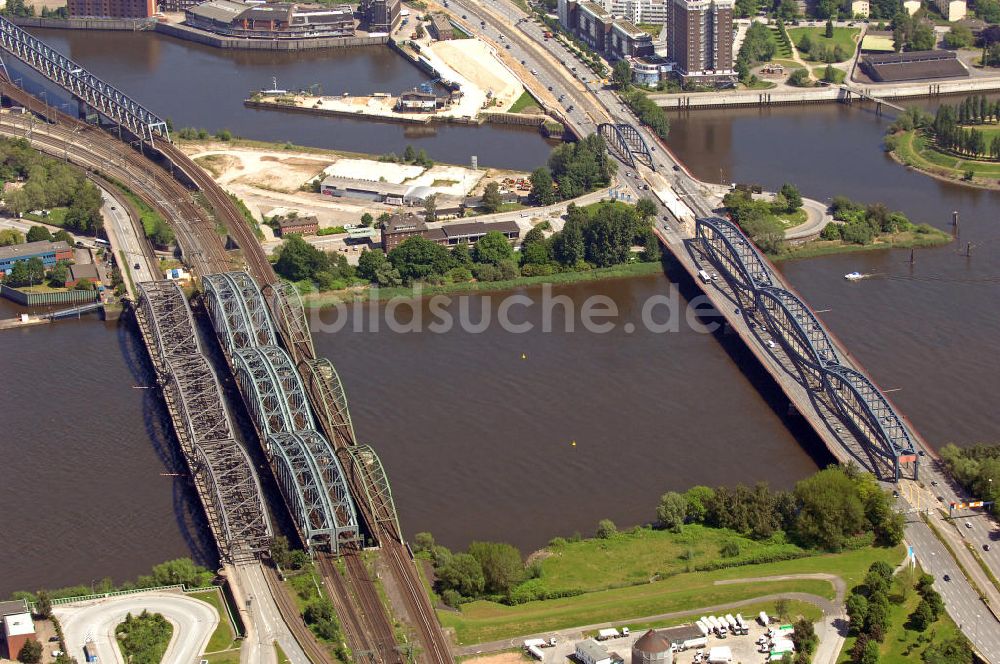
[521,353,527,360]
[571,440,576,447]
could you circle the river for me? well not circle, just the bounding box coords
[18,28,557,171]
[1,36,999,594]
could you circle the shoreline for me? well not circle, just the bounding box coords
[888,131,1000,192]
[774,230,953,262]
[299,261,665,306]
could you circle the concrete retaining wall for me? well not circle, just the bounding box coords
[155,22,388,50]
[9,16,153,30]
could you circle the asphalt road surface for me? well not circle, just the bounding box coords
[55,591,217,664]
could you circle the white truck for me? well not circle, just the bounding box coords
[527,645,545,660]
[698,269,712,284]
[770,639,795,654]
[682,636,708,650]
[708,616,727,637]
[524,638,557,649]
[724,614,738,634]
[695,620,710,638]
[759,611,770,626]
[597,628,620,641]
[735,614,748,635]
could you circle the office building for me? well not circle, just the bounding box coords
[185,1,356,39]
[667,0,736,85]
[0,240,74,278]
[361,0,401,33]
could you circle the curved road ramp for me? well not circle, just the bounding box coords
[54,591,218,664]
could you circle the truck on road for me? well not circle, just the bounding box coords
[597,628,620,641]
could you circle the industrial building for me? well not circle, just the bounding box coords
[380,215,520,252]
[0,240,74,278]
[557,0,655,59]
[319,176,463,210]
[67,0,155,18]
[1,604,34,661]
[861,50,968,82]
[361,0,401,33]
[277,214,320,236]
[184,0,356,39]
[666,0,736,85]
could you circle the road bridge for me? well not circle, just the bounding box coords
[134,280,272,564]
[598,122,655,171]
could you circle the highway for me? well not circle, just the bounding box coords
[229,563,311,664]
[54,591,218,664]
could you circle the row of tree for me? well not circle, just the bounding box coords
[273,234,356,291]
[735,22,778,83]
[0,137,104,235]
[927,98,1000,161]
[413,533,530,607]
[820,195,919,245]
[656,464,905,551]
[939,443,1000,517]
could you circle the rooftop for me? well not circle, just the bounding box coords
[69,263,100,282]
[579,1,612,18]
[0,599,28,617]
[443,220,519,238]
[613,20,650,38]
[0,240,70,262]
[633,629,672,654]
[577,639,611,662]
[187,0,247,21]
[2,612,34,637]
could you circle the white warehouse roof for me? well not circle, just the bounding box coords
[3,612,35,637]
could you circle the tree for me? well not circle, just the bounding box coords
[774,598,790,619]
[788,68,811,87]
[656,491,688,532]
[977,0,1000,22]
[360,212,374,227]
[846,593,869,634]
[860,639,880,664]
[358,248,389,282]
[35,590,52,619]
[865,561,893,596]
[909,597,936,631]
[552,213,585,266]
[735,0,756,17]
[271,535,292,568]
[48,261,69,288]
[910,23,936,51]
[467,541,524,595]
[424,194,437,222]
[388,236,455,283]
[403,144,416,162]
[683,486,715,523]
[52,229,73,246]
[779,183,802,211]
[865,593,889,641]
[826,19,834,38]
[944,24,973,49]
[6,257,45,287]
[0,228,23,245]
[792,617,817,654]
[636,197,658,220]
[529,167,556,205]
[792,467,867,550]
[922,634,974,664]
[473,231,514,266]
[480,181,504,213]
[595,519,617,538]
[274,234,330,282]
[25,225,51,242]
[437,553,485,598]
[17,639,42,664]
[612,59,632,89]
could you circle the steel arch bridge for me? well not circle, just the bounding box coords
[268,430,361,552]
[135,281,272,563]
[262,280,315,364]
[598,122,655,171]
[338,444,402,541]
[203,272,277,356]
[233,345,315,439]
[0,16,169,141]
[302,358,358,449]
[695,216,916,480]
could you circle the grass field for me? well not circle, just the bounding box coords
[789,27,860,63]
[892,130,1000,181]
[439,544,904,644]
[508,90,543,114]
[813,66,846,83]
[837,567,964,664]
[534,526,807,595]
[778,226,952,261]
[770,27,793,58]
[22,207,68,227]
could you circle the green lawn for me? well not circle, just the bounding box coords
[789,27,861,63]
[22,207,68,227]
[635,23,663,38]
[440,545,904,644]
[837,567,965,664]
[534,526,807,595]
[892,130,1000,180]
[188,589,239,653]
[769,27,793,58]
[508,90,543,114]
[813,66,846,84]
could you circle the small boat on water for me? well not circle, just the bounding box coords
[844,272,865,281]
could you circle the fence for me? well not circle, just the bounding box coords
[0,284,99,306]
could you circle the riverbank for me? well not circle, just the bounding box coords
[300,261,664,306]
[888,130,1000,191]
[774,227,953,262]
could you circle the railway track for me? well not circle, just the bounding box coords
[263,563,336,664]
[384,541,452,664]
[342,550,403,664]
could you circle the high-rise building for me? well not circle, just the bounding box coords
[605,0,668,25]
[361,0,401,33]
[666,0,735,85]
[67,0,155,18]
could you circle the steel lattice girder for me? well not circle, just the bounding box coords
[167,354,239,446]
[757,286,839,372]
[615,123,655,171]
[339,444,401,540]
[269,430,361,551]
[823,364,915,462]
[0,16,169,141]
[263,280,315,362]
[137,281,200,363]
[302,358,357,447]
[193,439,272,556]
[268,431,339,548]
[598,123,636,170]
[695,216,774,291]
[203,272,277,356]
[233,345,315,440]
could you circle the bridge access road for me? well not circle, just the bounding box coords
[55,590,218,664]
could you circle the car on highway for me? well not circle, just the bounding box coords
[134,262,141,270]
[530,69,537,75]
[985,544,992,551]
[548,85,553,91]
[967,522,974,529]
[462,14,467,18]
[944,574,951,581]
[506,44,511,49]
